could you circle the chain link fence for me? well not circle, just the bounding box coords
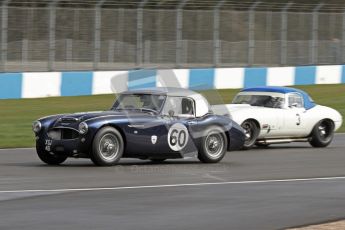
[1,2,345,72]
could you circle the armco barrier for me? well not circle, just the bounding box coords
[1,65,345,99]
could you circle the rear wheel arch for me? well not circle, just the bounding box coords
[241,118,261,135]
[245,119,260,130]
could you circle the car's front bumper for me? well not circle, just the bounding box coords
[36,132,92,157]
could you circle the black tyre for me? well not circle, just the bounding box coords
[309,120,335,148]
[91,127,124,166]
[36,147,68,165]
[149,158,167,163]
[198,127,227,163]
[241,120,260,150]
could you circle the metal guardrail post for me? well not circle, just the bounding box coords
[280,2,293,65]
[66,38,72,62]
[93,0,106,70]
[213,0,225,67]
[22,39,28,64]
[136,0,148,68]
[311,3,324,64]
[176,0,188,67]
[248,1,260,66]
[1,0,10,71]
[48,0,58,71]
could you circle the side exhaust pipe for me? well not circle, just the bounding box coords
[257,138,309,144]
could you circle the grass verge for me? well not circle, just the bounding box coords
[0,84,344,148]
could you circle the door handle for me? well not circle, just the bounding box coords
[296,114,301,126]
[187,121,197,125]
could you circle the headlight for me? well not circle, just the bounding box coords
[32,120,42,133]
[78,122,88,134]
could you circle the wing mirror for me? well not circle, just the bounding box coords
[168,110,175,117]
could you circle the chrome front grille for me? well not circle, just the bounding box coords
[48,128,79,140]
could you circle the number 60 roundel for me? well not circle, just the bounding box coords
[167,123,189,151]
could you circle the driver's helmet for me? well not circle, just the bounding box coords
[273,97,284,108]
[141,95,158,110]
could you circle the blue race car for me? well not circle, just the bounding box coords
[32,88,245,166]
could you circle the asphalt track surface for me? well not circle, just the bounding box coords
[1,135,345,230]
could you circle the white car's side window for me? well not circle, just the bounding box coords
[288,93,304,108]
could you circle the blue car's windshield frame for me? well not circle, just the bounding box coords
[111,94,167,114]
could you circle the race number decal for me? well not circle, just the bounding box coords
[168,123,189,151]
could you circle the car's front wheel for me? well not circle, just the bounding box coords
[91,127,124,166]
[309,120,335,148]
[198,127,227,163]
[241,120,260,149]
[36,147,68,165]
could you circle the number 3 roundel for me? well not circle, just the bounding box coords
[168,123,189,151]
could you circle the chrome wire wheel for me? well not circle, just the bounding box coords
[98,133,120,161]
[204,132,224,159]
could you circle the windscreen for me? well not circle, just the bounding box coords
[232,94,285,108]
[112,94,166,113]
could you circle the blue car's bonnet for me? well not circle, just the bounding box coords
[240,86,316,110]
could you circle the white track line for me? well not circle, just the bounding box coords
[1,176,345,194]
[0,147,34,151]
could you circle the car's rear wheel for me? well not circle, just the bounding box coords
[36,147,68,165]
[91,127,124,166]
[309,120,335,148]
[198,127,227,163]
[241,120,260,149]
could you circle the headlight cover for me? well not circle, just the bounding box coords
[78,122,88,134]
[32,120,42,133]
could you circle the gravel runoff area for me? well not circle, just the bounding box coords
[288,220,345,230]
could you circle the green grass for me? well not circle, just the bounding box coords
[0,84,344,148]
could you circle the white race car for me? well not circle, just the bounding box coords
[212,86,342,149]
